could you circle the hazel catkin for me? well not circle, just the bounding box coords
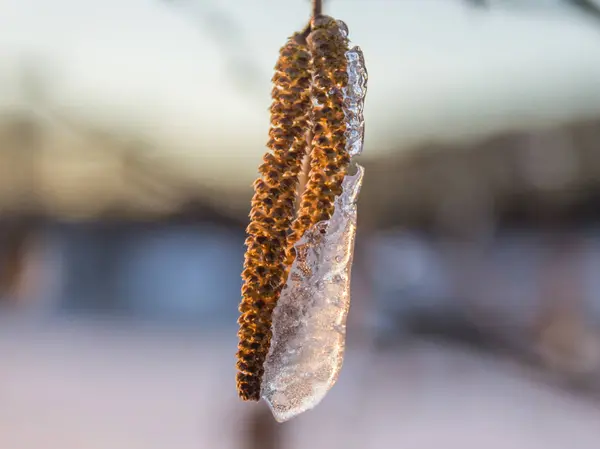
[286,16,350,264]
[236,35,312,401]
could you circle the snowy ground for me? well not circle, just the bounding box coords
[0,316,599,449]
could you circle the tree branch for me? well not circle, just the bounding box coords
[463,0,600,22]
[569,0,600,21]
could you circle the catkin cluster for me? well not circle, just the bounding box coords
[237,16,349,401]
[287,17,350,262]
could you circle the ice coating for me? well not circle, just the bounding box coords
[336,19,349,38]
[261,166,364,422]
[327,20,368,157]
[343,44,368,156]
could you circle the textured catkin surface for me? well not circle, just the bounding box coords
[236,36,312,401]
[287,16,350,264]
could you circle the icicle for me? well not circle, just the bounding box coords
[343,45,368,157]
[261,165,364,422]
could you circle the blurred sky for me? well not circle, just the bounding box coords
[2,0,600,187]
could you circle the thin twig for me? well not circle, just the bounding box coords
[296,0,324,44]
[312,0,322,17]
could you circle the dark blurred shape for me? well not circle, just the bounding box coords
[464,0,487,8]
[564,0,600,21]
[0,220,36,303]
[244,404,282,449]
[464,0,600,23]
[162,0,265,99]
[363,119,600,232]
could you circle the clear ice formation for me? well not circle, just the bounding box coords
[342,37,368,155]
[260,20,368,422]
[261,166,364,422]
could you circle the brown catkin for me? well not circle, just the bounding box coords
[286,16,350,264]
[236,35,312,401]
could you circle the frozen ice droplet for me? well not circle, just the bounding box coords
[342,46,368,157]
[312,15,332,29]
[347,47,367,99]
[336,20,349,38]
[261,166,365,422]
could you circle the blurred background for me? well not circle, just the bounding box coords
[2,0,600,447]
